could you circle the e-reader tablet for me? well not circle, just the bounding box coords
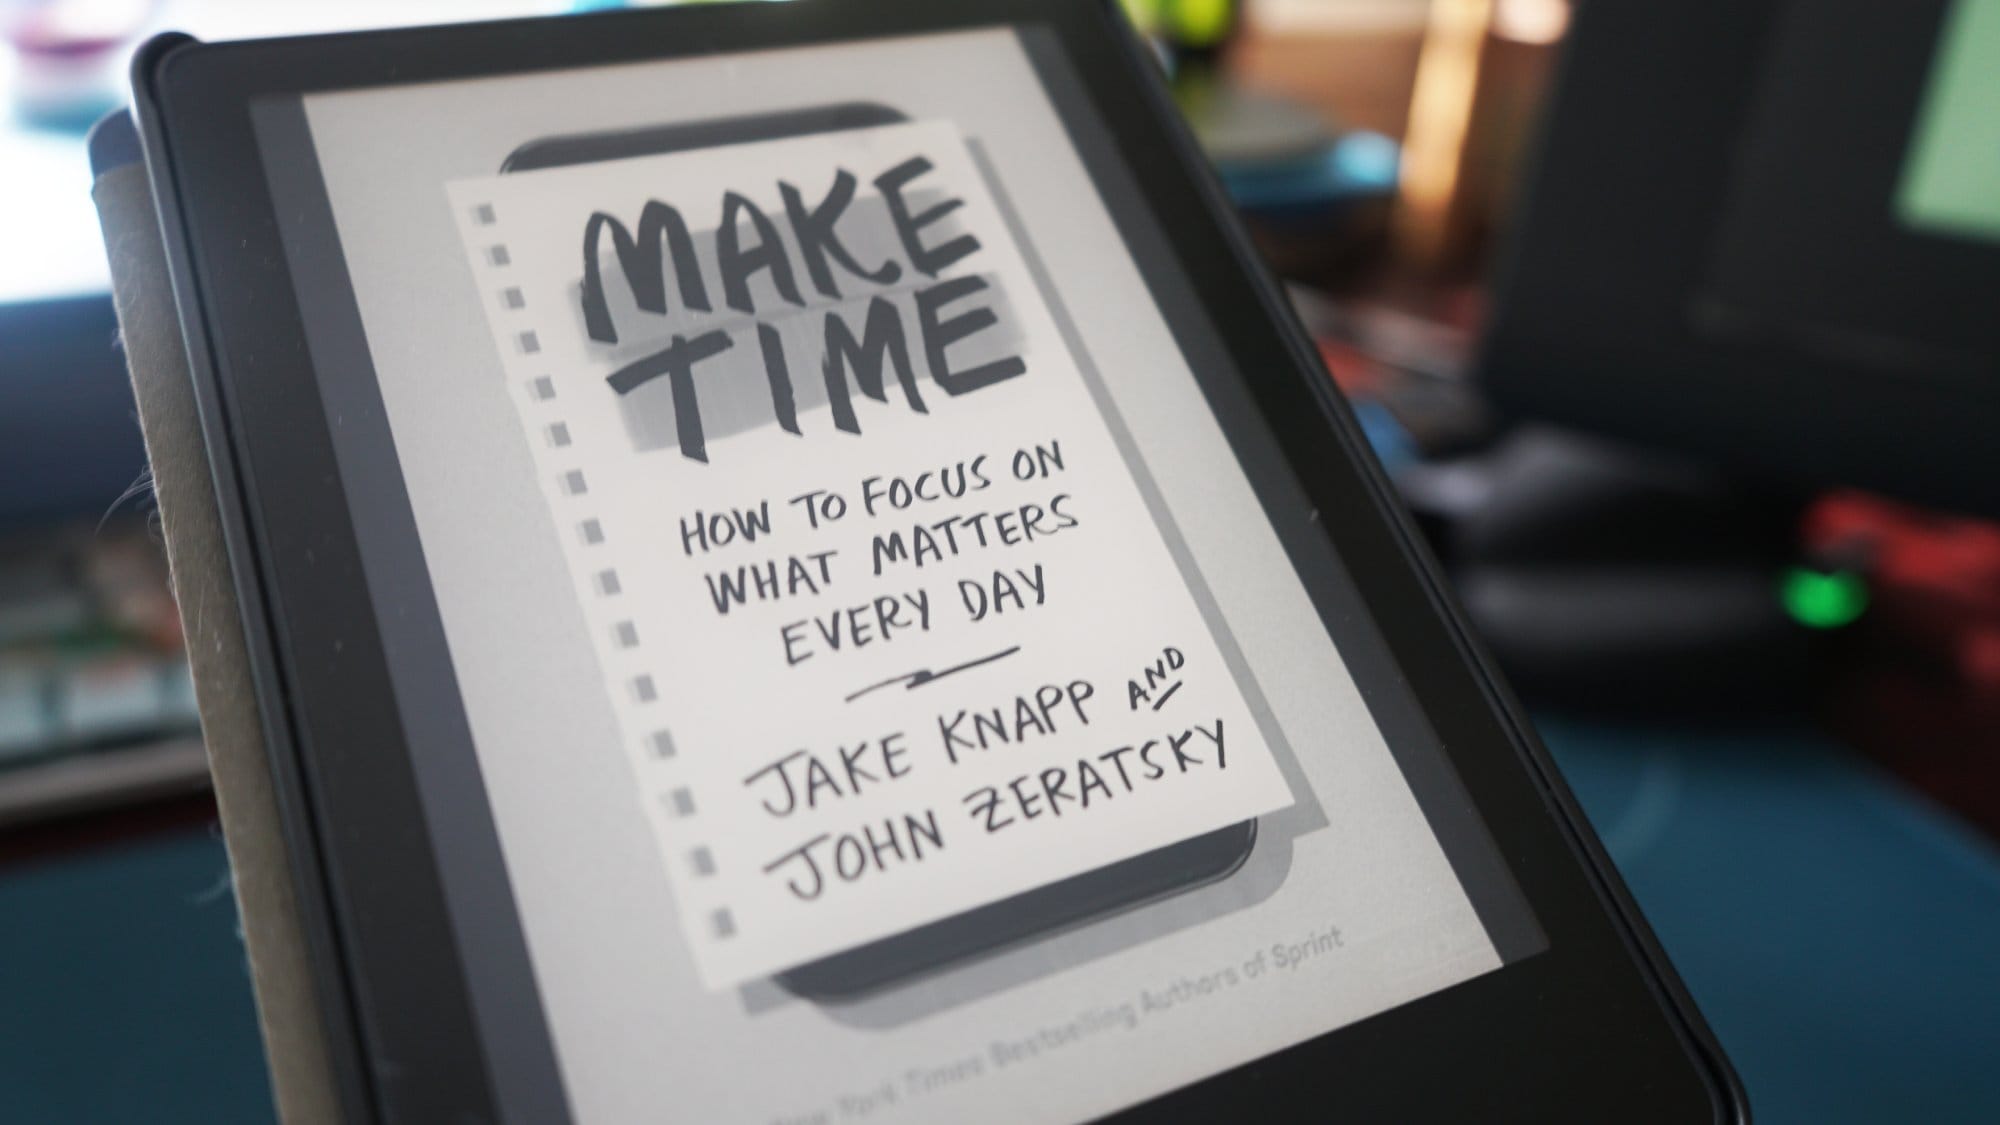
[122,2,1745,1120]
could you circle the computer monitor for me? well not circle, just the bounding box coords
[1480,0,2000,516]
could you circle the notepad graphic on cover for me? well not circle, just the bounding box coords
[446,118,1295,989]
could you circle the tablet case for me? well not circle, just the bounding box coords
[92,128,343,1125]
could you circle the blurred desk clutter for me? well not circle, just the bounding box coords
[1,1,1996,1122]
[0,2,603,829]
[0,518,203,825]
[1225,4,2000,1115]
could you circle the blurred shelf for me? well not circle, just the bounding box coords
[0,735,210,830]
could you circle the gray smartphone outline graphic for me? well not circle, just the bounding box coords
[503,103,1257,1000]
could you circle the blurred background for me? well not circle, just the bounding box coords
[2,0,1997,1121]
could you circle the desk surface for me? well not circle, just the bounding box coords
[1,719,1996,1122]
[1547,719,2000,1124]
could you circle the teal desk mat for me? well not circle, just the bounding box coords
[1545,719,2000,1124]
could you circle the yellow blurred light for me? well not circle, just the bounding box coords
[1397,0,1494,262]
[1165,0,1234,46]
[1493,0,1570,44]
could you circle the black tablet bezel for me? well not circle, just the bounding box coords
[130,2,1744,1120]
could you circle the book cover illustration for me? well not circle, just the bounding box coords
[447,118,1297,989]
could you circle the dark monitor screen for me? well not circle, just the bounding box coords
[1482,0,2000,515]
[1897,0,2000,249]
[1699,0,2000,374]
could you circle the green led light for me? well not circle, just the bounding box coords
[1163,0,1235,46]
[1780,567,1869,630]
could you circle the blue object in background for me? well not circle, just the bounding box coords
[1215,129,1400,216]
[1351,400,1421,477]
[2,720,1998,1121]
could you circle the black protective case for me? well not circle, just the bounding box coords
[118,2,1748,1120]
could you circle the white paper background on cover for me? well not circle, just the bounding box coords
[445,120,1297,987]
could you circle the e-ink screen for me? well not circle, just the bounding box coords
[258,27,1538,1123]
